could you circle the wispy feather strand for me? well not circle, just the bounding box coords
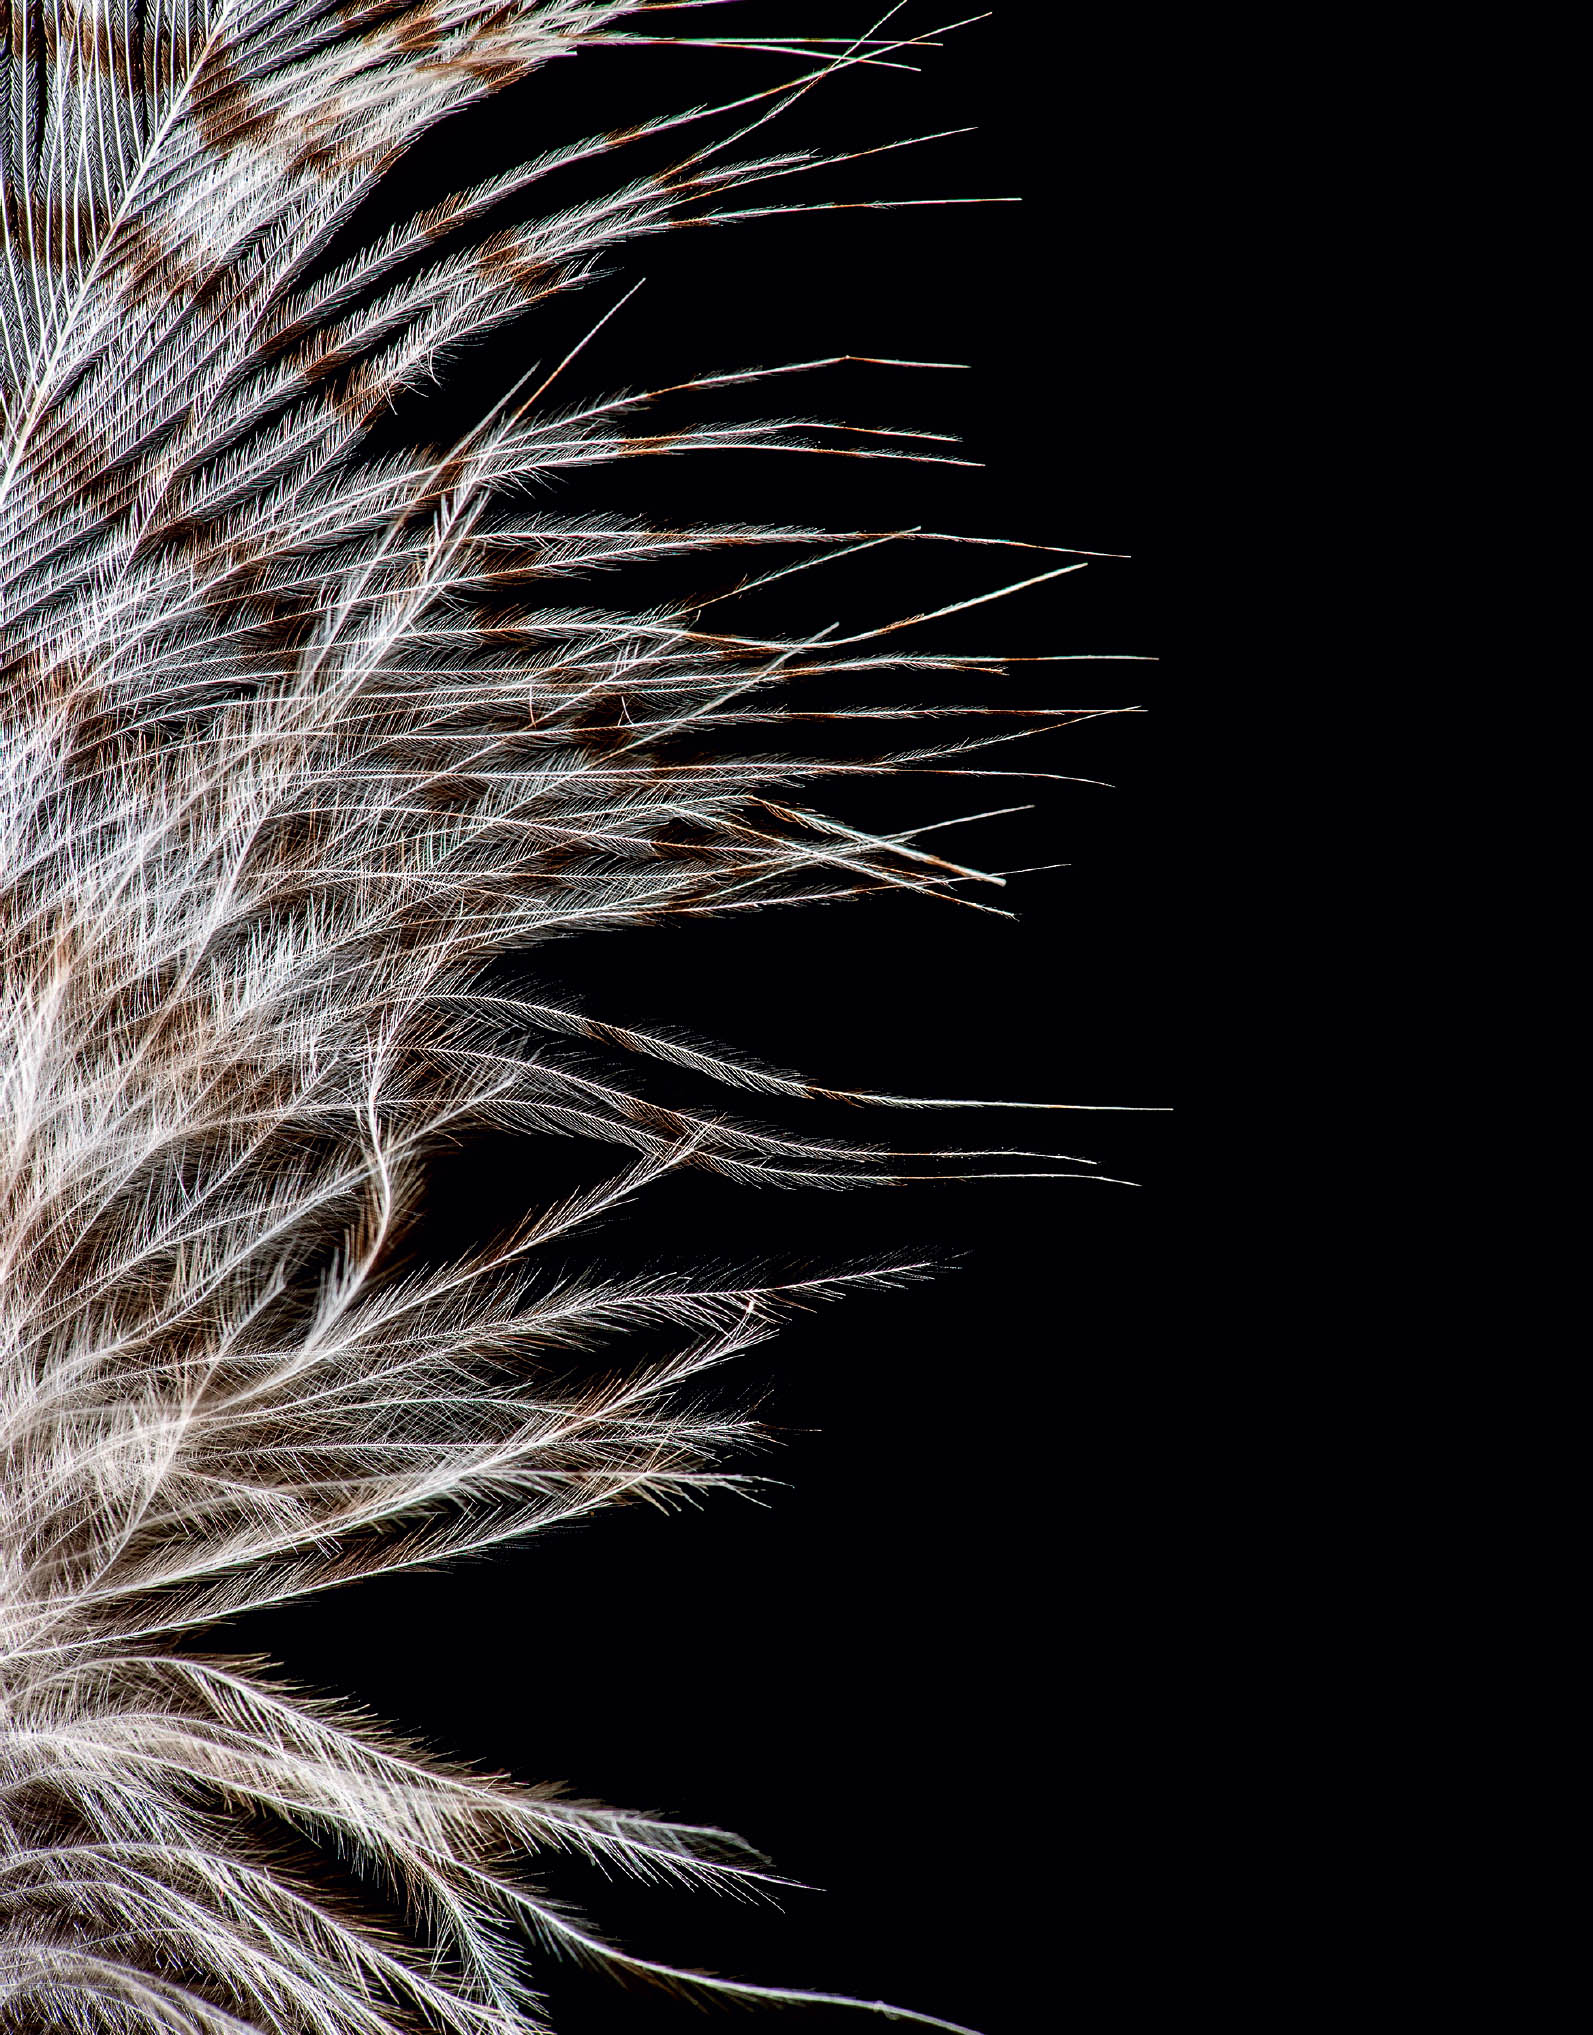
[0,4,1088,2028]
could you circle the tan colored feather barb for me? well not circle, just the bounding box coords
[0,4,1072,2027]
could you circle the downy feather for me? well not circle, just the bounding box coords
[0,5,1095,2029]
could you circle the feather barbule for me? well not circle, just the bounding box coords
[0,3,1057,2028]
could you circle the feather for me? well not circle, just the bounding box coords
[0,5,1080,2028]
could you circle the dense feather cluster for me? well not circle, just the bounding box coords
[0,3,1086,2028]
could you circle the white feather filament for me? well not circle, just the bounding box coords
[0,4,1077,2029]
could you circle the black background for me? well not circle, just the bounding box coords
[225,9,1176,2031]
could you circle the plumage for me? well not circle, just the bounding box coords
[0,5,1092,2028]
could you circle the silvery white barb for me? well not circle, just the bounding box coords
[0,4,1090,2028]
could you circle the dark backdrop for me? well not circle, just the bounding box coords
[223,10,1175,2031]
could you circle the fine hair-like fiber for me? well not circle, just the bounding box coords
[0,5,1109,2029]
